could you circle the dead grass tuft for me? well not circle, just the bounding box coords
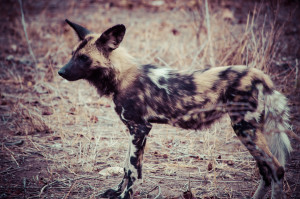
[10,103,51,135]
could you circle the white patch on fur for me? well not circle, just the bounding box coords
[128,135,136,156]
[263,90,292,166]
[127,135,139,177]
[120,107,128,121]
[148,67,171,94]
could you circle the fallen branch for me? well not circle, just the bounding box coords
[4,140,24,147]
[148,175,245,184]
[63,180,77,199]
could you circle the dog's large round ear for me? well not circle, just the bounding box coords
[96,24,126,53]
[65,19,92,40]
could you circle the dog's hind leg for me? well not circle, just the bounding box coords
[231,120,285,199]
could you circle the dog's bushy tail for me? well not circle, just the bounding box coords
[263,90,292,167]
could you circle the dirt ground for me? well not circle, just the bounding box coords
[0,0,299,198]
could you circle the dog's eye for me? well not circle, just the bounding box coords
[79,55,89,61]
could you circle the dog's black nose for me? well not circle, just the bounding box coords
[58,69,65,77]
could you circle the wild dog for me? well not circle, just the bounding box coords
[58,20,298,199]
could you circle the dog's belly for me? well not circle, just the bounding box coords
[170,108,224,130]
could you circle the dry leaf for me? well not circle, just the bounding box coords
[90,115,98,123]
[207,162,213,171]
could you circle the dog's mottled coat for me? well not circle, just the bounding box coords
[58,20,297,199]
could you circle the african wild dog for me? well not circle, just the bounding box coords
[58,20,298,199]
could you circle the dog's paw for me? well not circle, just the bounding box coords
[97,188,121,198]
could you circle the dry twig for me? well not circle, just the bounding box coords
[18,0,37,67]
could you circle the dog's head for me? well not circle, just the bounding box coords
[58,19,126,82]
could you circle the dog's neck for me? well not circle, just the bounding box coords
[87,47,139,97]
[87,67,118,97]
[110,47,140,92]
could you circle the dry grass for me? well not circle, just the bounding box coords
[0,0,299,198]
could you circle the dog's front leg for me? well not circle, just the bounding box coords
[99,123,151,199]
[97,171,127,198]
[118,123,151,199]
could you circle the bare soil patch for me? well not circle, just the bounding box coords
[0,1,299,198]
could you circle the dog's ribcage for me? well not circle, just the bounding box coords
[114,64,270,130]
